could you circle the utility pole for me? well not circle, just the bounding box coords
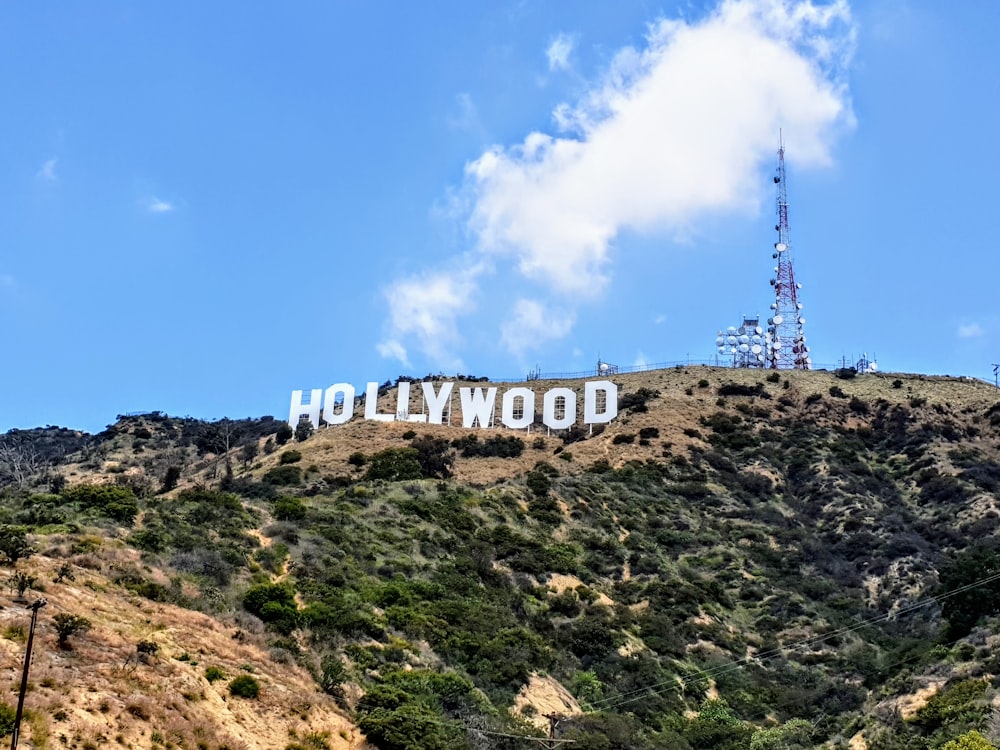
[993,364,999,390]
[11,598,46,750]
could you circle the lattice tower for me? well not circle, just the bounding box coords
[765,138,810,369]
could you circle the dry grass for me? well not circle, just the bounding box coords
[0,555,361,750]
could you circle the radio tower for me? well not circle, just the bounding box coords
[765,133,810,369]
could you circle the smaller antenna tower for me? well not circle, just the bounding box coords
[715,314,766,367]
[766,133,810,369]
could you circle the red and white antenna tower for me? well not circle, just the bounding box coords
[765,133,811,369]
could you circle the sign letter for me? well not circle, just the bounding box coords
[584,380,618,424]
[289,389,323,429]
[460,387,498,428]
[322,383,356,426]
[543,388,576,430]
[364,382,394,422]
[422,381,453,425]
[501,387,535,429]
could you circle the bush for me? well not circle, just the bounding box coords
[275,424,293,445]
[228,675,260,699]
[365,448,423,482]
[0,701,14,738]
[619,388,660,413]
[348,451,366,467]
[612,434,635,445]
[0,526,32,566]
[829,386,846,399]
[263,465,302,485]
[274,497,307,521]
[204,666,226,683]
[766,372,781,383]
[294,420,314,442]
[63,484,139,524]
[835,367,857,379]
[279,450,302,465]
[53,613,91,648]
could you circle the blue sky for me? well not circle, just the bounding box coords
[2,0,998,433]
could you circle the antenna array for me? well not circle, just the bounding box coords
[766,136,810,369]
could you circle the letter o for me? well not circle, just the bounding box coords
[543,388,576,430]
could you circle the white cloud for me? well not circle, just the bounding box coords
[377,267,482,369]
[958,323,985,339]
[447,93,481,131]
[35,158,58,183]
[546,33,575,72]
[654,314,667,325]
[384,0,855,365]
[146,197,174,213]
[466,0,854,297]
[633,351,650,369]
[500,299,575,357]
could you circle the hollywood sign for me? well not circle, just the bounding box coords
[289,380,619,431]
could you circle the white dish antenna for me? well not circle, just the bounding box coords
[775,243,787,252]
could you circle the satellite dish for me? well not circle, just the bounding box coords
[727,335,737,345]
[773,341,783,349]
[739,334,750,344]
[776,243,787,252]
[739,343,750,353]
[751,344,762,354]
[599,363,610,373]
[796,283,802,289]
[796,303,803,310]
[738,326,746,335]
[770,303,777,310]
[718,347,726,354]
[730,347,737,353]
[727,326,738,334]
[798,317,806,325]
[715,337,724,346]
[755,326,763,334]
[773,315,783,325]
[770,279,776,286]
[869,362,879,372]
[751,335,762,344]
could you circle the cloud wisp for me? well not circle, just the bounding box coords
[146,197,175,213]
[35,158,58,183]
[546,33,575,72]
[379,0,855,367]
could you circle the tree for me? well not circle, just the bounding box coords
[9,570,37,599]
[939,545,1000,639]
[160,465,182,493]
[240,441,259,470]
[941,731,997,750]
[0,526,32,566]
[0,438,43,489]
[275,423,293,445]
[365,448,423,482]
[295,419,314,442]
[53,613,91,648]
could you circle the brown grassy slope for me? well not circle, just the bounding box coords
[250,367,1000,486]
[0,550,359,750]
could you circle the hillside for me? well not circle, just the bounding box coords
[1,366,1000,750]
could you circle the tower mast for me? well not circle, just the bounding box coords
[766,133,810,369]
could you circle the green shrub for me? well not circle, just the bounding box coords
[273,497,307,521]
[612,434,635,445]
[264,465,302,485]
[347,451,367,467]
[0,702,14,737]
[62,484,139,523]
[365,448,423,482]
[828,385,846,398]
[204,666,226,683]
[279,450,302,465]
[228,674,260,699]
